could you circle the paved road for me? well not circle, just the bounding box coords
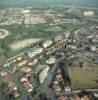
[0,90,9,100]
[37,57,65,100]
[59,88,98,96]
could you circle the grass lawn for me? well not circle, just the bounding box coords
[68,63,98,89]
[0,48,6,54]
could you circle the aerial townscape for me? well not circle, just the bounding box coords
[0,0,98,100]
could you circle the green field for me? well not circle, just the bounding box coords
[68,63,98,89]
[46,26,63,33]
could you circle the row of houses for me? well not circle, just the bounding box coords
[51,68,71,95]
[19,66,33,93]
[56,94,89,100]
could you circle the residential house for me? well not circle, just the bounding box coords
[42,40,53,48]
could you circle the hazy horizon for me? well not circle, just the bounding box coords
[0,0,98,8]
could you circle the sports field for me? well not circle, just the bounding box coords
[68,63,98,89]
